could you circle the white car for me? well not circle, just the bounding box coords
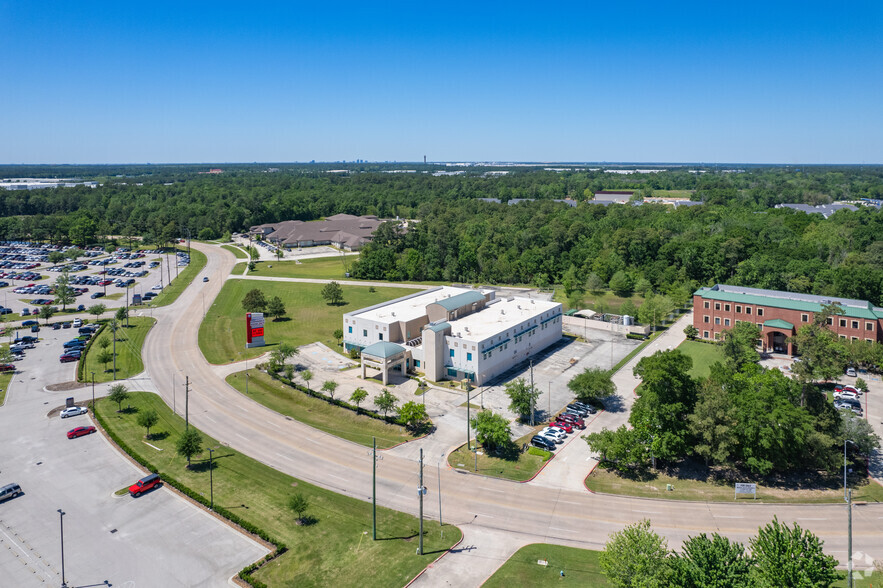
[152,284,163,290]
[834,390,860,401]
[60,406,88,419]
[540,427,566,444]
[72,319,82,328]
[846,367,857,377]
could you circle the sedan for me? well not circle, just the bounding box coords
[60,406,88,418]
[67,426,96,439]
[90,292,104,299]
[551,420,574,434]
[59,354,81,363]
[557,414,586,429]
[834,390,860,401]
[530,435,557,451]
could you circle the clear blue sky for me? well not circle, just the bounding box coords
[2,1,881,164]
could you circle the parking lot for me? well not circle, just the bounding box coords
[0,312,268,587]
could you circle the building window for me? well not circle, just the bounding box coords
[867,338,874,343]
[703,315,710,323]
[704,301,710,309]
[757,308,763,317]
[736,305,742,313]
[851,336,858,341]
[714,332,720,340]
[467,352,472,361]
[839,318,847,328]
[746,307,752,315]
[715,303,721,310]
[724,304,731,312]
[725,319,732,326]
[363,329,367,337]
[840,335,847,339]
[703,331,709,338]
[447,368,457,377]
[827,317,833,326]
[801,314,808,323]
[866,322,875,332]
[449,349,455,358]
[348,326,353,334]
[715,317,721,325]
[378,333,383,341]
[851,320,859,329]
[414,360,420,367]
[757,322,763,328]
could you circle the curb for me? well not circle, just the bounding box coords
[402,530,465,588]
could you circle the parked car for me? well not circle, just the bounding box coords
[572,401,597,414]
[62,322,72,329]
[59,354,81,363]
[539,427,566,443]
[60,406,87,418]
[202,276,209,282]
[30,325,39,333]
[90,292,104,299]
[834,390,860,401]
[530,435,557,451]
[67,426,96,439]
[76,304,85,312]
[0,364,15,373]
[21,308,29,316]
[21,320,37,327]
[72,318,82,328]
[550,420,574,434]
[52,322,61,330]
[558,414,586,429]
[0,483,22,503]
[129,473,161,497]
[846,367,857,377]
[565,404,589,417]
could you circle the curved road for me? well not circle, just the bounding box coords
[142,242,883,583]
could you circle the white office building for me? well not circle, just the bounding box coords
[343,286,562,385]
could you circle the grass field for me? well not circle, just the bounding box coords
[221,244,249,259]
[483,544,610,587]
[95,392,459,588]
[199,279,419,364]
[226,369,417,448]
[585,466,883,503]
[0,371,13,405]
[651,189,695,198]
[149,248,207,307]
[447,434,549,482]
[553,289,644,314]
[235,255,360,279]
[676,340,726,378]
[81,317,156,383]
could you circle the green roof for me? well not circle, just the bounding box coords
[424,322,450,333]
[763,319,794,330]
[361,342,406,359]
[695,288,879,320]
[432,291,485,311]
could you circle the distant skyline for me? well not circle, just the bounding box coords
[2,2,881,164]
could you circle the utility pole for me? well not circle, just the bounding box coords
[529,359,535,426]
[437,460,442,526]
[112,321,117,380]
[208,447,215,511]
[58,509,67,588]
[125,287,129,327]
[91,372,95,410]
[372,437,377,540]
[848,488,853,588]
[418,448,424,556]
[172,373,175,414]
[185,376,190,430]
[466,388,471,451]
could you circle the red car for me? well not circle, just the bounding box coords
[59,354,80,363]
[67,426,96,439]
[557,413,586,429]
[0,364,15,373]
[550,420,574,434]
[129,473,161,497]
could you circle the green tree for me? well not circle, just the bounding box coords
[266,295,286,320]
[350,387,368,409]
[854,377,869,394]
[321,380,339,400]
[321,281,344,305]
[300,369,313,391]
[65,247,85,260]
[749,517,839,588]
[600,519,671,588]
[176,427,203,468]
[687,380,738,466]
[562,264,581,297]
[683,325,699,340]
[97,349,114,372]
[38,305,55,324]
[241,288,267,313]
[471,410,512,453]
[115,307,128,323]
[98,337,111,351]
[283,364,294,381]
[840,411,881,456]
[48,251,66,264]
[374,388,398,417]
[585,272,605,295]
[669,533,753,588]
[248,261,256,272]
[397,400,429,431]
[275,248,284,261]
[584,425,649,471]
[567,290,584,310]
[136,409,159,439]
[333,328,344,347]
[619,298,638,319]
[108,383,129,412]
[288,493,310,524]
[54,270,76,310]
[719,321,761,370]
[637,293,674,331]
[567,367,615,404]
[634,277,652,297]
[88,304,106,321]
[790,303,849,405]
[609,270,634,297]
[504,378,541,422]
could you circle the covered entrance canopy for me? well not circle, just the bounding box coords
[762,319,795,355]
[361,341,409,385]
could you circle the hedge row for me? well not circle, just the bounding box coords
[76,322,107,382]
[93,404,286,587]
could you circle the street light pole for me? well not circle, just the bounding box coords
[90,372,95,410]
[372,437,377,540]
[208,447,214,511]
[58,509,67,588]
[844,439,855,501]
[848,488,854,588]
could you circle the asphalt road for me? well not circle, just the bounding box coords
[138,242,883,585]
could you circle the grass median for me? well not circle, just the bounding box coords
[149,247,207,307]
[234,255,360,279]
[447,432,550,482]
[222,244,249,259]
[0,370,13,405]
[81,317,156,383]
[226,369,417,449]
[483,544,609,587]
[95,391,460,588]
[199,279,419,364]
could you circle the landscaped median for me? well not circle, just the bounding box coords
[232,254,361,279]
[226,369,421,449]
[94,391,460,588]
[447,434,552,482]
[149,247,207,307]
[483,544,610,587]
[221,244,249,259]
[79,316,156,383]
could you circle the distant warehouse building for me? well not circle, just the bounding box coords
[343,286,563,385]
[693,284,883,355]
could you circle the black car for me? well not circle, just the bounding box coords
[90,292,105,299]
[531,435,557,451]
[565,404,590,417]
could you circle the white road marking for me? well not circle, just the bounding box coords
[203,415,217,423]
[715,515,743,519]
[796,518,827,521]
[476,513,495,518]
[549,527,571,532]
[236,433,249,442]
[274,452,294,462]
[634,510,661,514]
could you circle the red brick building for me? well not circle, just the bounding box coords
[693,285,883,355]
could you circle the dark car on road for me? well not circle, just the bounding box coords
[67,426,96,439]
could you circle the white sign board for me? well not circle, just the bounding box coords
[735,483,757,500]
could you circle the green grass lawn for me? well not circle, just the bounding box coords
[447,433,549,482]
[226,370,417,449]
[236,255,360,280]
[81,317,156,383]
[0,371,13,405]
[651,189,694,198]
[483,544,610,587]
[585,466,883,503]
[553,289,644,314]
[149,248,207,307]
[95,392,460,588]
[221,244,249,259]
[199,280,419,364]
[676,340,726,378]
